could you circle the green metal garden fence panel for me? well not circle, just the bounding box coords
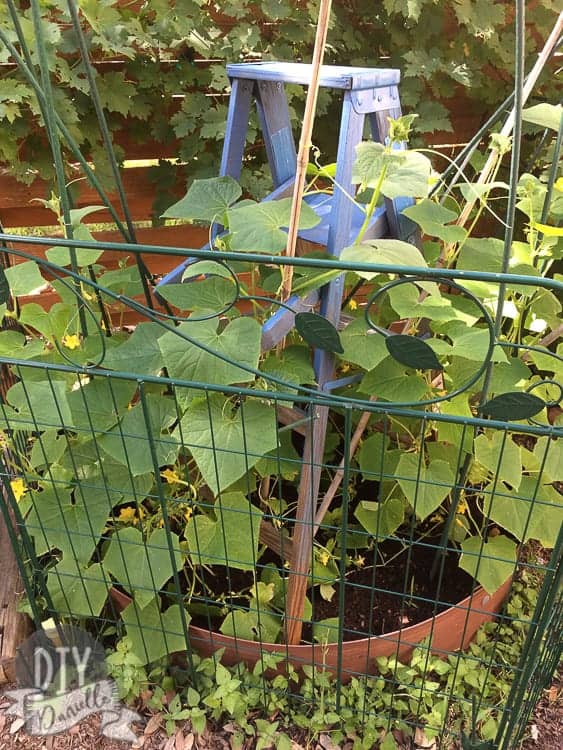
[497,539,562,749]
[0,235,560,749]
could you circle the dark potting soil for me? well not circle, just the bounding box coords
[305,540,475,642]
[189,539,475,643]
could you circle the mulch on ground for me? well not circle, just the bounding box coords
[1,676,561,750]
[0,688,419,750]
[520,674,562,750]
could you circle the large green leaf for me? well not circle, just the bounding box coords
[357,433,392,481]
[352,141,387,186]
[122,598,190,665]
[29,429,67,469]
[7,379,73,430]
[361,357,429,403]
[0,329,45,358]
[103,323,166,375]
[182,261,236,281]
[436,395,473,454]
[533,436,562,485]
[295,312,343,354]
[340,239,428,279]
[0,330,24,354]
[338,318,388,370]
[159,317,261,385]
[402,198,456,227]
[483,477,562,548]
[355,497,405,540]
[220,608,282,643]
[529,345,563,380]
[255,430,302,479]
[97,265,144,297]
[53,434,153,505]
[402,198,466,243]
[26,487,108,564]
[17,302,57,341]
[5,261,44,297]
[47,559,108,617]
[522,103,562,131]
[162,176,242,223]
[227,198,320,254]
[46,225,104,267]
[395,454,455,520]
[68,377,136,433]
[100,393,179,476]
[20,301,84,347]
[525,288,561,330]
[387,284,462,323]
[474,432,522,491]
[74,459,153,508]
[178,394,279,494]
[460,535,516,595]
[380,150,432,199]
[260,344,315,388]
[444,324,505,363]
[157,276,237,312]
[487,358,533,395]
[352,142,431,198]
[457,238,540,296]
[456,237,504,278]
[186,492,263,571]
[105,527,183,609]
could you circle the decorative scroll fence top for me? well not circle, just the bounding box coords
[0,232,561,419]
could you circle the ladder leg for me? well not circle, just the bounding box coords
[284,405,329,644]
[285,93,365,645]
[255,81,297,188]
[220,78,254,180]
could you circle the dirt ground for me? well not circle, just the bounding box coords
[520,674,562,750]
[0,677,560,750]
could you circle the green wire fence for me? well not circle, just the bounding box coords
[0,235,561,748]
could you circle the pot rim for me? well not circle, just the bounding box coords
[110,577,512,652]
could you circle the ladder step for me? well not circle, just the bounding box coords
[261,291,319,351]
[227,62,400,90]
[299,192,388,246]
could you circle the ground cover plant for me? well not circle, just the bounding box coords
[103,560,548,749]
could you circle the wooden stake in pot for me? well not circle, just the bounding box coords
[279,0,332,302]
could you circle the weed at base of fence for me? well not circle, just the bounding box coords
[106,565,541,750]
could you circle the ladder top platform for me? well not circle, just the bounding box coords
[226,62,400,90]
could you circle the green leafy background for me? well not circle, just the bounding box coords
[0,0,559,206]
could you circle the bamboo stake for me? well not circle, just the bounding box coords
[399,11,563,334]
[313,403,373,535]
[280,0,332,302]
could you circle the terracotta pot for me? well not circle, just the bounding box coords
[110,578,511,682]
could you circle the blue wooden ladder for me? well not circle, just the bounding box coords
[158,62,416,643]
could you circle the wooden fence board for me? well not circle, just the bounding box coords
[0,487,32,685]
[0,166,190,228]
